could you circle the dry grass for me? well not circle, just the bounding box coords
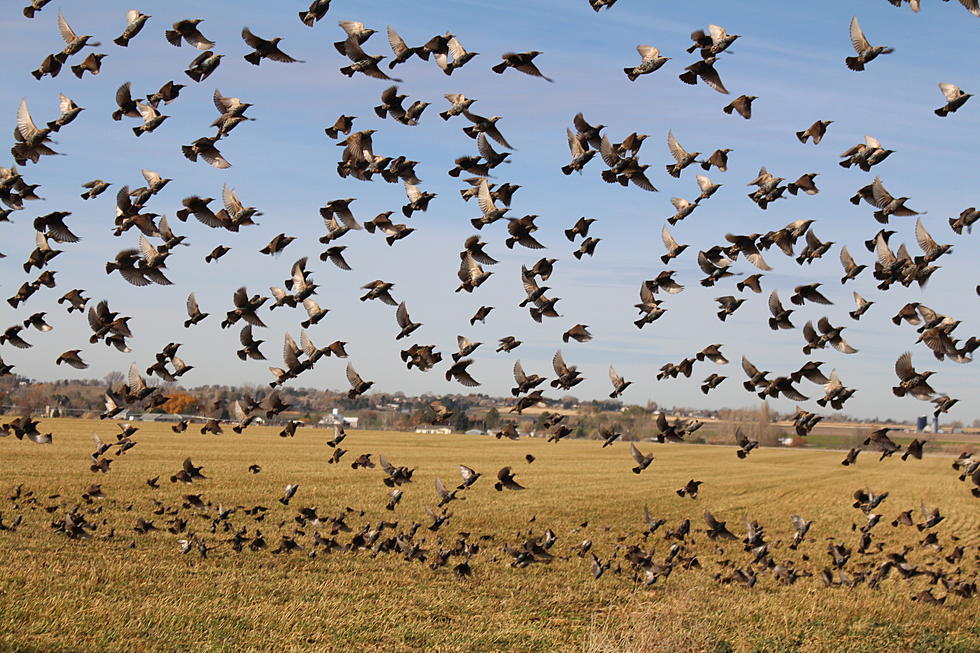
[0,418,977,653]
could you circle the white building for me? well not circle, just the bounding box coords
[415,426,452,435]
[319,408,359,429]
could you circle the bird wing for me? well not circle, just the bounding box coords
[895,352,914,381]
[609,365,623,387]
[566,127,585,157]
[395,301,411,328]
[741,356,760,378]
[870,177,893,208]
[434,477,449,499]
[128,362,146,393]
[597,133,620,167]
[476,179,499,216]
[636,45,661,61]
[552,350,569,376]
[667,130,686,163]
[849,16,871,54]
[914,218,939,255]
[768,290,785,316]
[630,443,645,464]
[241,27,264,49]
[283,333,301,369]
[57,11,78,44]
[513,360,529,384]
[346,362,364,388]
[939,82,962,102]
[186,292,200,317]
[16,99,40,142]
[386,25,407,55]
[839,245,857,271]
[661,224,679,250]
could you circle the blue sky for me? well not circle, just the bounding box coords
[1,0,978,423]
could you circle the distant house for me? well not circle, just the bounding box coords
[415,426,452,435]
[319,408,359,429]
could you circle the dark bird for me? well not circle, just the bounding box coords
[676,480,702,499]
[608,366,631,398]
[735,427,758,459]
[679,57,728,94]
[846,16,894,71]
[470,306,493,325]
[796,120,833,144]
[630,444,654,474]
[863,428,901,460]
[723,95,756,119]
[299,0,331,27]
[242,27,303,65]
[703,511,738,540]
[114,9,150,47]
[279,484,299,506]
[166,19,214,50]
[492,51,553,82]
[346,363,373,399]
[892,352,936,399]
[935,82,972,117]
[494,467,526,491]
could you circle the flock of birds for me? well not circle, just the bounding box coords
[0,0,978,598]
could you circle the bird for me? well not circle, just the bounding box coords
[492,52,553,82]
[679,57,728,94]
[241,28,303,65]
[723,95,756,119]
[562,324,592,343]
[676,480,703,499]
[846,16,894,71]
[346,363,373,399]
[166,19,214,50]
[892,353,936,399]
[608,366,631,398]
[624,45,670,81]
[299,0,331,27]
[735,428,758,459]
[494,467,525,491]
[114,9,150,47]
[630,444,654,474]
[796,120,833,144]
[935,83,972,117]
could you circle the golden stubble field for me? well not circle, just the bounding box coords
[0,418,977,653]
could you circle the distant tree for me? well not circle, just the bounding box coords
[451,410,470,433]
[161,393,199,415]
[103,371,125,387]
[484,407,501,430]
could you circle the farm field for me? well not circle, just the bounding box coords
[0,418,977,653]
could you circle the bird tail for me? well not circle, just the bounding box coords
[624,68,637,81]
[299,11,314,26]
[736,450,747,459]
[872,211,889,224]
[949,217,962,234]
[722,104,733,115]
[844,57,863,71]
[934,107,949,117]
[114,36,130,47]
[795,131,808,143]
[71,65,85,79]
[439,110,451,121]
[491,62,507,74]
[560,165,573,176]
[244,52,262,66]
